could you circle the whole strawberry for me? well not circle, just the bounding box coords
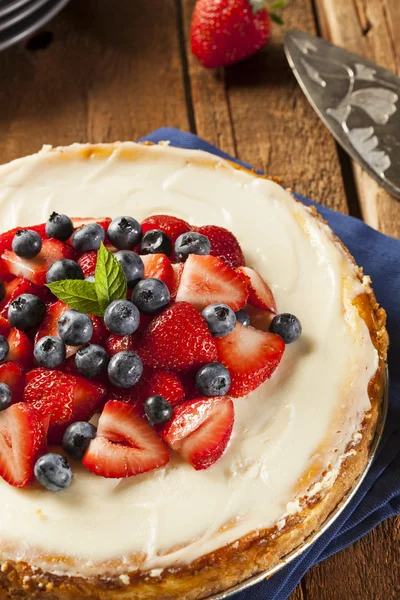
[191,0,283,69]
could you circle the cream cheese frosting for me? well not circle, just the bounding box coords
[0,143,378,577]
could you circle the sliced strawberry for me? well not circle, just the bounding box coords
[71,217,111,231]
[176,255,248,311]
[24,368,106,443]
[141,215,190,245]
[77,251,98,278]
[0,224,47,255]
[105,333,137,356]
[236,266,276,313]
[193,225,245,270]
[113,368,185,408]
[0,362,26,404]
[0,277,48,317]
[0,403,48,488]
[141,254,173,290]
[160,396,234,470]
[82,400,169,478]
[138,302,217,372]
[0,316,11,338]
[90,315,108,347]
[170,263,184,300]
[1,239,77,285]
[6,328,33,368]
[215,322,284,397]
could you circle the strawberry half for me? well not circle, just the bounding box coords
[24,368,106,443]
[6,328,33,368]
[105,333,137,356]
[141,254,173,291]
[141,215,191,244]
[138,302,217,371]
[215,322,285,397]
[71,217,111,231]
[0,224,47,255]
[77,251,98,278]
[82,400,169,478]
[0,277,47,317]
[176,254,248,311]
[110,368,185,408]
[236,266,276,313]
[0,362,26,404]
[0,403,48,488]
[170,263,184,300]
[193,225,245,269]
[0,316,11,338]
[161,396,234,470]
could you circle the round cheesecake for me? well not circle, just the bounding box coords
[0,142,387,599]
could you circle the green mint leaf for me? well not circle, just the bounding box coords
[95,242,127,313]
[46,280,102,316]
[270,11,284,24]
[268,0,286,10]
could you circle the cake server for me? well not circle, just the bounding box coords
[284,30,400,200]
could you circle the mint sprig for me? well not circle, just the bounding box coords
[47,243,128,316]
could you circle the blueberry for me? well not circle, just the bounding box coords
[144,395,173,426]
[235,309,250,327]
[269,313,302,344]
[46,259,84,284]
[131,278,170,314]
[0,335,9,362]
[202,303,236,338]
[0,281,5,303]
[104,300,140,335]
[108,351,143,388]
[107,216,142,250]
[57,310,93,346]
[12,229,42,259]
[46,212,74,241]
[34,336,66,368]
[115,250,144,287]
[0,384,11,411]
[62,421,97,461]
[75,344,109,379]
[195,362,231,397]
[71,223,105,252]
[34,453,72,492]
[140,229,172,256]
[174,232,210,262]
[8,294,45,331]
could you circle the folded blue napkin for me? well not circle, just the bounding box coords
[140,128,400,600]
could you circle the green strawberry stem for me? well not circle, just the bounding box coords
[249,0,286,24]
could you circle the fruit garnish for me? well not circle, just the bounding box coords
[107,216,141,251]
[141,215,190,245]
[141,253,174,291]
[236,266,276,313]
[108,351,143,388]
[34,452,72,492]
[144,395,173,426]
[105,333,137,356]
[174,231,211,262]
[131,278,170,314]
[269,313,302,344]
[170,263,184,300]
[0,362,25,404]
[8,294,46,332]
[111,368,185,408]
[195,362,231,397]
[0,224,47,255]
[141,230,172,256]
[0,277,46,318]
[6,328,33,368]
[193,225,245,269]
[77,251,98,278]
[0,315,11,338]
[202,303,237,337]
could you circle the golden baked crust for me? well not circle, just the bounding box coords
[0,144,388,600]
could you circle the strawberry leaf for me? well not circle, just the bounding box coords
[270,11,284,24]
[46,280,103,316]
[95,243,127,313]
[268,0,286,9]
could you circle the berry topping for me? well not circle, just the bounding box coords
[105,333,136,356]
[58,309,94,346]
[141,254,174,291]
[195,362,231,396]
[34,453,72,492]
[0,224,46,256]
[0,335,9,362]
[77,251,98,278]
[104,299,140,336]
[0,384,11,411]
[12,229,43,259]
[82,400,169,478]
[193,225,245,269]
[107,216,142,250]
[236,266,276,313]
[108,350,143,388]
[6,328,33,368]
[235,309,250,326]
[0,281,5,303]
[0,315,10,338]
[71,223,105,253]
[160,396,234,470]
[133,369,185,408]
[131,278,170,315]
[75,344,109,379]
[174,231,211,262]
[141,215,190,245]
[144,395,173,426]
[170,263,184,300]
[8,293,45,331]
[140,229,173,257]
[0,363,25,404]
[62,421,97,461]
[114,250,144,288]
[138,302,218,371]
[202,303,237,337]
[46,259,84,284]
[215,322,285,397]
[34,336,66,368]
[0,278,46,318]
[269,313,302,344]
[46,212,74,241]
[176,255,248,311]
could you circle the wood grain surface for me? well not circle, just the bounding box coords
[0,1,398,598]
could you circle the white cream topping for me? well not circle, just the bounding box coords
[0,143,378,576]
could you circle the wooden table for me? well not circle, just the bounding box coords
[0,1,399,598]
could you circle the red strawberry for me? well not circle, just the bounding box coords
[0,277,47,317]
[77,251,98,277]
[82,400,169,478]
[1,239,77,285]
[105,333,137,356]
[0,362,26,404]
[191,0,272,69]
[0,316,11,338]
[115,368,185,408]
[0,224,47,255]
[170,263,184,300]
[71,217,111,231]
[176,255,248,311]
[138,302,217,371]
[161,396,234,470]
[236,266,276,313]
[193,225,245,269]
[215,322,284,397]
[90,315,108,347]
[24,368,106,443]
[141,254,173,291]
[6,328,33,368]
[0,403,48,488]
[141,215,190,244]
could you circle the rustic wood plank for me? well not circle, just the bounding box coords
[181,0,349,213]
[0,0,189,165]
[315,0,400,238]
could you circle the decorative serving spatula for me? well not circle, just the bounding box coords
[284,30,400,200]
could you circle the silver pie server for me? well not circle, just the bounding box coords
[284,30,400,200]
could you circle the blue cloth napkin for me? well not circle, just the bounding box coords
[139,128,400,600]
